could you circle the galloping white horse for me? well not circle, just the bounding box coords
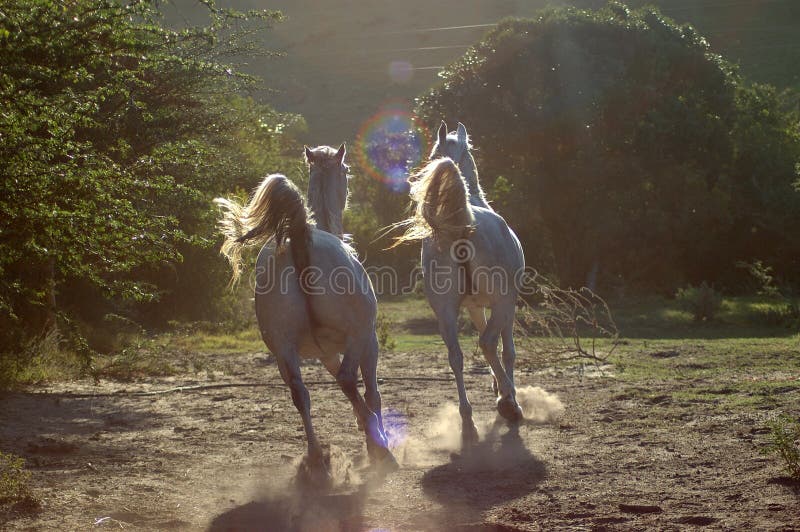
[216,144,397,478]
[399,122,525,446]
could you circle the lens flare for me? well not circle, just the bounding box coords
[382,407,409,449]
[356,102,430,193]
[388,60,413,83]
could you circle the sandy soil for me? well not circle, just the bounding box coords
[1,346,798,531]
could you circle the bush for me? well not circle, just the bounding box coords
[0,452,37,509]
[676,282,722,322]
[762,414,800,479]
[376,313,396,351]
[755,300,800,329]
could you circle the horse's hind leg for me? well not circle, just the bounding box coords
[275,350,328,476]
[480,305,522,424]
[438,309,479,447]
[337,335,395,466]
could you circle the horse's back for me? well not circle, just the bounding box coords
[254,228,376,357]
[470,206,524,274]
[421,206,523,310]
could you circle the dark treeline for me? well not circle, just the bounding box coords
[413,3,800,293]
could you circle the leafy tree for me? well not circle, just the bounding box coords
[0,1,301,353]
[415,3,800,292]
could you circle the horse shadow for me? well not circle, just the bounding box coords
[207,473,369,532]
[417,420,547,528]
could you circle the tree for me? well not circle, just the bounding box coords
[415,3,800,292]
[0,1,301,352]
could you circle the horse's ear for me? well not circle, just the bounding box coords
[456,122,468,146]
[335,143,346,163]
[304,145,314,163]
[437,121,447,147]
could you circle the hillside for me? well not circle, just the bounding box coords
[166,0,800,142]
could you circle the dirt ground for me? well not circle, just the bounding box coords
[1,343,799,531]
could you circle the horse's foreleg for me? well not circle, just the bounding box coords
[439,313,479,447]
[276,353,325,464]
[501,320,517,388]
[322,353,364,432]
[468,306,497,396]
[359,333,398,471]
[360,333,385,436]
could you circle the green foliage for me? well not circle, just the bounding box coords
[415,3,800,292]
[737,260,781,298]
[0,1,302,354]
[376,313,397,351]
[0,452,35,506]
[676,282,722,322]
[762,414,800,479]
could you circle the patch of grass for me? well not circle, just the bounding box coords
[0,451,38,513]
[609,295,799,339]
[0,329,85,389]
[160,328,263,354]
[92,346,179,382]
[762,414,800,479]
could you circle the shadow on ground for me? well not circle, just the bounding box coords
[207,485,367,532]
[416,422,547,529]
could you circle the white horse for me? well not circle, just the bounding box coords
[398,122,525,446]
[215,144,397,479]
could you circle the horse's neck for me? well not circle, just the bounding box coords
[308,194,344,239]
[461,154,491,210]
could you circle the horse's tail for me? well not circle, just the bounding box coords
[395,157,474,246]
[214,174,311,287]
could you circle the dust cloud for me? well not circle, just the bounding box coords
[393,385,563,468]
[516,385,565,423]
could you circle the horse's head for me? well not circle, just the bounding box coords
[305,143,349,237]
[429,121,471,165]
[424,121,487,208]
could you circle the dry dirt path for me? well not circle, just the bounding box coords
[1,348,798,531]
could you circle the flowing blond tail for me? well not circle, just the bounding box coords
[394,157,474,246]
[214,174,311,286]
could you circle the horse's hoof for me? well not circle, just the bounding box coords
[375,449,400,474]
[462,421,480,448]
[497,396,524,425]
[296,453,333,489]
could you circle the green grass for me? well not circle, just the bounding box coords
[2,294,797,387]
[160,328,264,354]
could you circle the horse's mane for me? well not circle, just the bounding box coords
[394,157,474,246]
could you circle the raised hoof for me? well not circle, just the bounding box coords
[496,396,524,425]
[462,421,480,448]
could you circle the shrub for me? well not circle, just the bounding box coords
[762,414,800,479]
[376,313,396,351]
[0,452,37,509]
[676,282,722,322]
